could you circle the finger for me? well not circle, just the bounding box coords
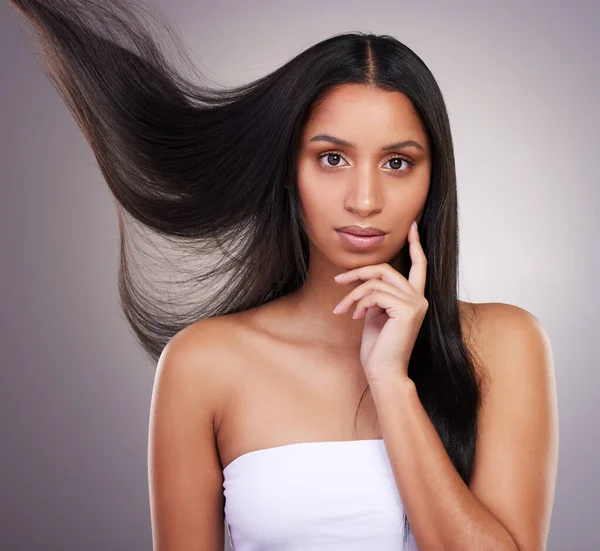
[333,279,410,314]
[352,290,407,320]
[407,221,427,296]
[334,263,414,295]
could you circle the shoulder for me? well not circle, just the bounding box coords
[458,300,555,397]
[461,302,558,548]
[154,315,245,434]
[458,300,551,354]
[461,302,557,455]
[158,315,241,380]
[467,301,552,362]
[149,317,239,548]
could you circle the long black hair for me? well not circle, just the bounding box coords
[10,0,486,546]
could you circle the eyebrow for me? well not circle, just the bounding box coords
[308,134,425,152]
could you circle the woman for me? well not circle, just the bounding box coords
[10,1,558,549]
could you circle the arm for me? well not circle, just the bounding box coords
[370,303,559,551]
[148,320,228,551]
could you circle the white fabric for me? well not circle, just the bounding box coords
[222,438,419,550]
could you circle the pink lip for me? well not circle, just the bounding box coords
[336,225,386,236]
[336,229,386,249]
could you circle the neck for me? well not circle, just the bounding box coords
[283,247,407,349]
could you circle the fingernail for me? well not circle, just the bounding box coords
[334,273,346,280]
[412,220,417,231]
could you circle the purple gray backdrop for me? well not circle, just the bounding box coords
[1,0,598,549]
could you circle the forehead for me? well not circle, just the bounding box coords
[303,83,424,139]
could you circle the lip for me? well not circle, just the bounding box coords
[336,225,387,236]
[336,229,386,249]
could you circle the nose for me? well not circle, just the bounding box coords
[343,169,383,217]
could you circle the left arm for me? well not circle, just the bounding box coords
[370,303,559,551]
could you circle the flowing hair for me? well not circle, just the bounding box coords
[10,0,486,546]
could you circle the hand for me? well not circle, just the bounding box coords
[332,220,428,386]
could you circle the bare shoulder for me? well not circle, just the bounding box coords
[163,314,243,370]
[148,315,245,550]
[157,315,247,429]
[464,301,553,363]
[459,304,558,549]
[457,300,552,368]
[456,300,556,419]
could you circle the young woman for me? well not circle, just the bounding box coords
[11,1,558,549]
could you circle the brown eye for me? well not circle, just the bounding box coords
[385,156,414,173]
[317,151,349,168]
[326,153,341,166]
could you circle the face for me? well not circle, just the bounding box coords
[296,83,431,272]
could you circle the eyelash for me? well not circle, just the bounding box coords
[316,150,415,173]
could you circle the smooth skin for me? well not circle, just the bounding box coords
[148,84,558,550]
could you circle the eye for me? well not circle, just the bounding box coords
[317,151,349,168]
[384,156,415,173]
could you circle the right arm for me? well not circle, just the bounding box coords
[148,321,227,550]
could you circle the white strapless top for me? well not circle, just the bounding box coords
[222,438,418,550]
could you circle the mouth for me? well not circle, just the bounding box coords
[335,228,387,249]
[336,225,387,236]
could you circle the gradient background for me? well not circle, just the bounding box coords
[2,0,598,549]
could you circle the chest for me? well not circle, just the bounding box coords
[216,335,382,471]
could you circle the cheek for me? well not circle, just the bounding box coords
[296,164,338,229]
[297,185,329,237]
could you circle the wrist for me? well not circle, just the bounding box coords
[368,370,415,398]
